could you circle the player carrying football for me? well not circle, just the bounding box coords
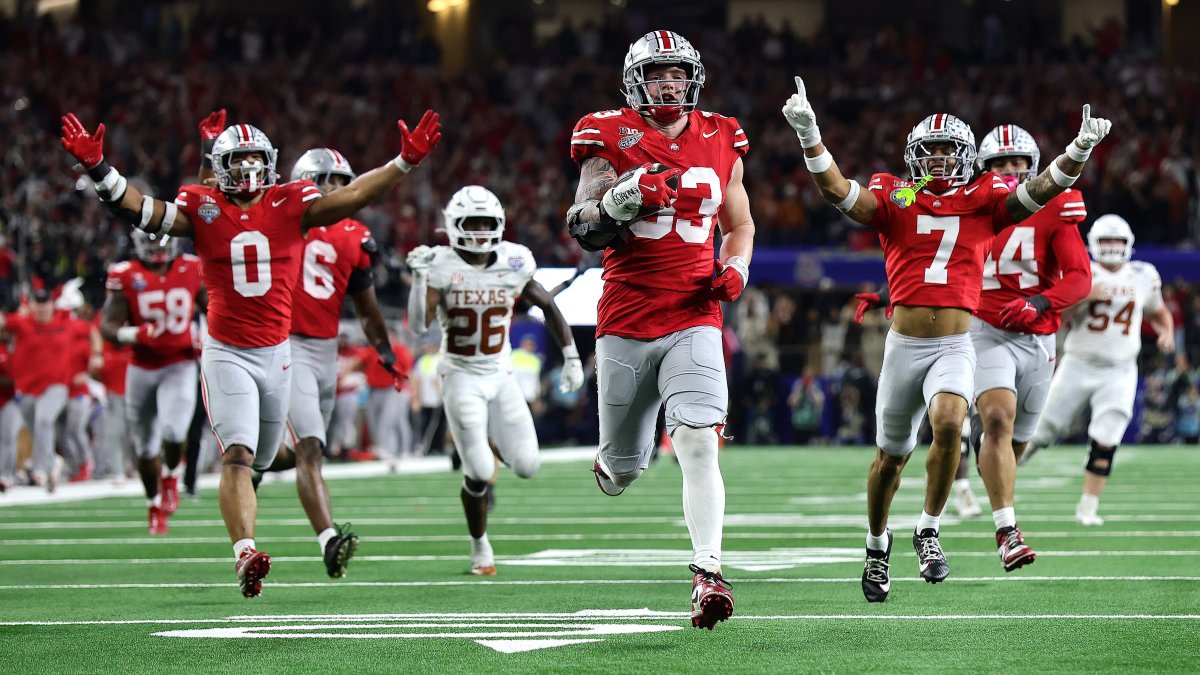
[60,108,441,597]
[1022,215,1174,526]
[783,77,1111,602]
[565,30,754,629]
[407,185,583,576]
[99,230,205,535]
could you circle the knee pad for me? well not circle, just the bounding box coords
[665,402,725,435]
[1085,440,1116,477]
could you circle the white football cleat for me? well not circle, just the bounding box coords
[954,483,982,519]
[1075,504,1105,527]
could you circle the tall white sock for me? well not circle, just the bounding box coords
[916,510,940,534]
[471,533,492,561]
[317,527,337,553]
[992,506,1016,531]
[148,494,161,508]
[866,530,891,551]
[233,538,255,559]
[672,425,723,574]
[1079,493,1100,511]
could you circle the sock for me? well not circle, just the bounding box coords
[672,426,724,573]
[471,533,492,560]
[1079,493,1100,511]
[233,538,255,559]
[148,494,161,508]
[992,506,1016,531]
[866,530,890,552]
[916,510,940,534]
[317,527,337,553]
[953,478,971,492]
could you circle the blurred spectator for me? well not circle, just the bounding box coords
[787,367,824,445]
[1175,383,1200,444]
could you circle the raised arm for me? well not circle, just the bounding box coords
[61,114,195,239]
[520,279,584,394]
[196,109,225,186]
[1005,105,1112,223]
[782,76,877,226]
[302,111,441,232]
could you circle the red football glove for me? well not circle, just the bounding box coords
[853,292,893,324]
[636,164,682,210]
[397,109,442,168]
[60,113,106,168]
[711,257,748,303]
[198,108,227,141]
[376,344,407,392]
[998,295,1050,332]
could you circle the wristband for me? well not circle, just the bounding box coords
[562,344,579,360]
[1049,162,1078,187]
[1015,182,1043,213]
[392,156,413,173]
[723,255,749,288]
[86,158,112,183]
[1065,142,1091,163]
[116,326,139,344]
[803,150,833,174]
[834,180,861,213]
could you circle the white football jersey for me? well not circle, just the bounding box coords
[1062,261,1164,366]
[426,241,537,375]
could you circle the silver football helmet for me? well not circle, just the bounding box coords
[1088,214,1135,264]
[622,30,705,122]
[131,228,178,265]
[977,124,1040,188]
[903,114,977,192]
[443,185,505,254]
[290,148,356,193]
[211,123,278,195]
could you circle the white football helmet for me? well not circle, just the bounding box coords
[290,148,355,193]
[977,124,1040,187]
[622,30,705,122]
[131,229,179,265]
[443,185,505,254]
[1088,214,1134,264]
[904,114,977,192]
[211,123,278,195]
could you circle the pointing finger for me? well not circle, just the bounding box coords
[1082,103,1091,124]
[794,76,806,99]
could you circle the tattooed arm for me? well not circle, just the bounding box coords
[1006,105,1113,223]
[569,157,619,224]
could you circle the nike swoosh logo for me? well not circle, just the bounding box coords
[272,197,288,207]
[282,364,291,371]
[702,130,718,138]
[964,185,979,195]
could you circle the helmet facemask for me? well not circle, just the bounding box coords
[977,124,1041,191]
[905,140,976,194]
[622,30,705,123]
[290,148,356,195]
[212,124,279,195]
[132,229,178,265]
[442,185,506,255]
[1088,215,1135,264]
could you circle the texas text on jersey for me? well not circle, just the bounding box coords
[974,190,1092,334]
[290,218,373,339]
[425,241,537,374]
[174,180,321,348]
[570,108,748,338]
[106,254,204,369]
[866,171,1013,311]
[1063,261,1164,366]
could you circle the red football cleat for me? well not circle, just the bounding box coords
[148,505,169,535]
[160,476,180,516]
[689,564,734,630]
[996,525,1037,572]
[69,460,93,483]
[235,548,272,598]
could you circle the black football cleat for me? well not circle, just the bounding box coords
[913,528,949,583]
[862,529,893,603]
[323,522,359,578]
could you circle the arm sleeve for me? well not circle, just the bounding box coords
[569,113,619,167]
[290,180,323,218]
[105,265,125,292]
[866,174,896,232]
[1040,224,1093,310]
[985,173,1016,233]
[724,115,749,157]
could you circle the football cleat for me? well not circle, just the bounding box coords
[235,548,272,598]
[1075,503,1105,527]
[862,529,892,603]
[160,476,180,515]
[69,460,93,483]
[689,564,734,629]
[954,483,982,519]
[913,528,950,583]
[996,525,1036,572]
[471,563,497,576]
[148,505,169,536]
[323,522,359,579]
[47,455,65,493]
[592,459,624,497]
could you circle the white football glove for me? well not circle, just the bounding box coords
[781,76,822,148]
[1073,104,1112,151]
[599,166,649,223]
[406,245,436,272]
[559,345,585,394]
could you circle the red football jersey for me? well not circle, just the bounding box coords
[174,181,321,348]
[362,341,413,390]
[106,255,204,369]
[65,312,93,397]
[975,190,1092,334]
[867,172,1014,311]
[290,219,373,339]
[570,108,749,339]
[5,313,84,395]
[100,340,132,396]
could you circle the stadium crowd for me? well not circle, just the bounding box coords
[2,5,1200,493]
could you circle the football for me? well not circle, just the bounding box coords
[632,162,681,220]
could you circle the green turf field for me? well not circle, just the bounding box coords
[1,445,1198,673]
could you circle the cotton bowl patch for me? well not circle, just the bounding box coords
[198,203,220,224]
[890,188,916,209]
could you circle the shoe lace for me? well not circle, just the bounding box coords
[918,534,945,560]
[1003,528,1023,550]
[864,557,889,583]
[335,522,353,537]
[689,564,732,590]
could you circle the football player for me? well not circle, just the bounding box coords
[565,30,753,629]
[1023,215,1174,526]
[407,185,583,577]
[784,77,1111,601]
[99,230,205,534]
[61,108,441,597]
